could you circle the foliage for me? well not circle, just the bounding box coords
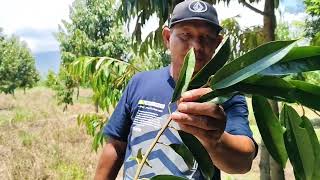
[0,33,39,94]
[55,0,130,108]
[220,17,264,61]
[77,113,106,151]
[69,47,169,148]
[45,70,59,88]
[305,0,320,45]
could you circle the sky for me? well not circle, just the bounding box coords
[0,0,73,53]
[0,0,306,54]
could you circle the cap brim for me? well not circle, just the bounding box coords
[169,17,223,31]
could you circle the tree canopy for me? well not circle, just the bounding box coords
[0,31,39,94]
[305,0,320,45]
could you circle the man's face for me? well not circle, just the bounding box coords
[163,20,222,81]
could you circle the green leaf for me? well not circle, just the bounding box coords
[282,105,315,180]
[188,37,231,89]
[133,148,143,164]
[252,96,288,168]
[129,148,152,168]
[300,116,320,179]
[178,131,218,180]
[197,89,236,103]
[169,144,195,169]
[150,175,188,180]
[171,48,196,102]
[220,76,320,111]
[281,46,320,62]
[210,40,297,89]
[217,76,295,102]
[287,80,320,111]
[259,46,320,75]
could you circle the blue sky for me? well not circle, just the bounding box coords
[0,0,306,54]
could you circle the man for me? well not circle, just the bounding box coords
[95,0,257,179]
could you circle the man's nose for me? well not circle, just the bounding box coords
[190,38,202,51]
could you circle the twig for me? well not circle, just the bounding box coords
[239,0,268,16]
[133,116,172,179]
[133,104,174,180]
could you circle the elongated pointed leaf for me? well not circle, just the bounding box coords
[288,80,320,111]
[150,175,188,180]
[216,76,320,111]
[300,116,320,179]
[197,89,236,103]
[282,105,315,180]
[188,37,231,89]
[252,96,287,168]
[171,48,196,102]
[169,144,195,169]
[129,148,152,168]
[210,40,297,89]
[281,46,320,62]
[206,76,295,103]
[178,131,219,180]
[259,46,320,75]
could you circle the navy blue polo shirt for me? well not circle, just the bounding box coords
[103,66,254,179]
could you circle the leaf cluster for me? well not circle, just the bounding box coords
[55,0,130,108]
[0,33,39,94]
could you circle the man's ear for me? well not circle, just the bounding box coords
[162,26,171,49]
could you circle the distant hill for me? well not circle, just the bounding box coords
[34,51,60,77]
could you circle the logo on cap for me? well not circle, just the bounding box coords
[188,1,207,13]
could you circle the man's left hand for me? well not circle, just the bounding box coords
[170,88,226,149]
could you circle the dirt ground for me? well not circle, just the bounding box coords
[0,87,317,179]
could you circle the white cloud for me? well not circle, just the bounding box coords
[0,0,307,53]
[0,0,73,52]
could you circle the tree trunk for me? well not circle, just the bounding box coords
[263,0,276,42]
[259,141,271,180]
[270,157,285,180]
[261,0,285,179]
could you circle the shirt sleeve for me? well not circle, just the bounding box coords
[103,79,133,142]
[222,94,252,138]
[222,94,259,156]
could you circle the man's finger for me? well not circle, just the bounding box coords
[178,123,221,141]
[177,101,225,119]
[180,88,212,102]
[171,112,224,130]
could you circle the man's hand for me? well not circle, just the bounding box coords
[171,88,256,174]
[171,88,226,149]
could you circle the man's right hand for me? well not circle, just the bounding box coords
[94,138,127,180]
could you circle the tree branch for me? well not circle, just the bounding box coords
[239,0,268,16]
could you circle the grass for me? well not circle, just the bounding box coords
[54,161,86,180]
[0,87,99,179]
